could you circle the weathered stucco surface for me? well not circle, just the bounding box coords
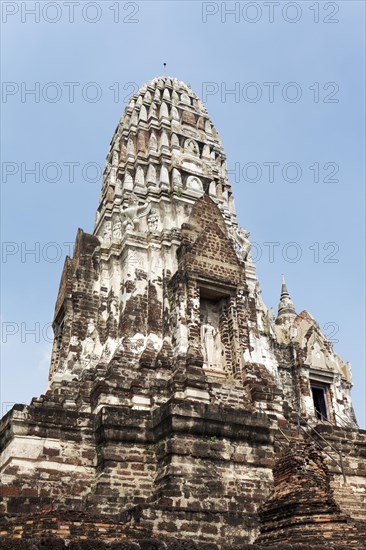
[1,77,365,548]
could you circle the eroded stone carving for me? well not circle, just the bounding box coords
[83,318,98,365]
[172,168,182,188]
[119,195,151,230]
[233,227,252,261]
[147,209,159,232]
[101,220,112,247]
[265,307,276,338]
[112,219,122,242]
[186,175,203,192]
[184,138,199,155]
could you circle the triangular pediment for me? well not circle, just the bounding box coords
[183,194,228,236]
[179,195,243,285]
[190,221,240,267]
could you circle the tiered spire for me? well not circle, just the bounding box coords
[93,76,239,242]
[275,274,297,326]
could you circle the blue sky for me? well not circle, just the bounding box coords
[1,1,365,426]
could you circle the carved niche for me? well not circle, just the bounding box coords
[200,298,225,372]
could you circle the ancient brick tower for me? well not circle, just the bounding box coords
[1,77,365,549]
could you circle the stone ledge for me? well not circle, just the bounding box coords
[94,399,273,446]
[0,539,364,550]
[150,399,272,443]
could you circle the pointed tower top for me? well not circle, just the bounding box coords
[93,75,238,240]
[276,274,297,326]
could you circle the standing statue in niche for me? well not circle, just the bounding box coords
[200,315,223,369]
[119,194,151,230]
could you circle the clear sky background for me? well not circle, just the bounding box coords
[1,1,365,427]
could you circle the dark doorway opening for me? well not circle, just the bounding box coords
[311,385,328,421]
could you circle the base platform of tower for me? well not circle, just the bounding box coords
[1,77,365,549]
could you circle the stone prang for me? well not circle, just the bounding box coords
[1,77,365,549]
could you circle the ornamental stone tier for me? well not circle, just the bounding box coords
[1,77,365,549]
